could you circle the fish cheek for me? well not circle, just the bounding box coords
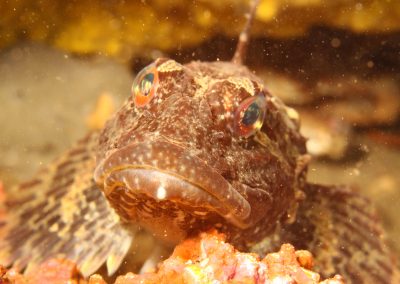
[232,181,272,226]
[230,136,298,231]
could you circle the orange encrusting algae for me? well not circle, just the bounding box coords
[0,230,345,284]
[89,230,344,284]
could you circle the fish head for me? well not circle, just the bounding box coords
[94,58,308,245]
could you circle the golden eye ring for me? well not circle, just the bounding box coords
[234,93,266,138]
[131,63,159,107]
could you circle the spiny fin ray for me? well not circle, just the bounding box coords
[0,133,133,277]
[253,183,399,283]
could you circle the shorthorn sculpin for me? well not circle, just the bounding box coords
[0,1,397,283]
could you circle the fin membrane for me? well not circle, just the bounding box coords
[252,183,399,283]
[0,133,133,277]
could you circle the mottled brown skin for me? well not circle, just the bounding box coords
[0,56,397,283]
[90,58,398,283]
[94,58,308,248]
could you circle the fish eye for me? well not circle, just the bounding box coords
[234,93,266,138]
[131,63,159,107]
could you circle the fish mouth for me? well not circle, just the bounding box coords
[94,140,251,229]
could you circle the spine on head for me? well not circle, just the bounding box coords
[232,0,260,65]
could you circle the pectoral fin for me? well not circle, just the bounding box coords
[0,133,134,277]
[251,183,399,283]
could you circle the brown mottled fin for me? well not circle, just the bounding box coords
[252,183,399,283]
[0,133,134,277]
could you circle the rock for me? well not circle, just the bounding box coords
[0,43,132,188]
[1,1,399,59]
[102,230,344,284]
[27,258,84,284]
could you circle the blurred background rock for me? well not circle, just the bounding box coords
[0,0,399,261]
[1,0,399,59]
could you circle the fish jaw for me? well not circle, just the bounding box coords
[93,139,252,238]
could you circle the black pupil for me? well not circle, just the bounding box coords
[242,102,260,126]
